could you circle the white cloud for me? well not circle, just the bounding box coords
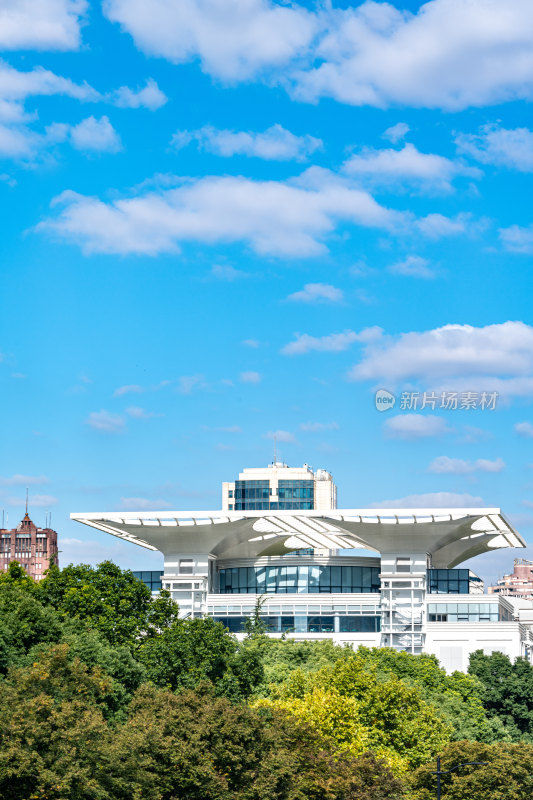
[119,496,172,510]
[171,123,322,161]
[291,0,533,111]
[0,474,49,486]
[113,380,170,397]
[384,414,452,440]
[216,425,242,433]
[38,170,404,257]
[415,213,471,238]
[389,255,435,279]
[348,321,533,397]
[242,338,260,348]
[428,455,505,474]
[300,421,339,432]
[113,384,143,397]
[282,326,381,356]
[105,0,533,113]
[499,224,533,254]
[111,79,167,110]
[125,406,161,419]
[0,0,86,51]
[265,429,296,443]
[515,421,533,438]
[104,0,317,81]
[287,283,343,303]
[210,264,249,281]
[68,116,122,152]
[343,143,479,192]
[456,124,533,171]
[372,491,485,509]
[239,371,262,383]
[177,374,206,394]
[86,409,126,433]
[383,122,410,143]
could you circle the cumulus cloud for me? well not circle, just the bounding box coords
[111,79,167,110]
[37,170,405,257]
[342,143,479,192]
[86,409,126,433]
[389,255,435,279]
[291,0,533,111]
[104,0,317,81]
[171,123,321,161]
[210,264,249,281]
[499,224,533,254]
[286,283,343,303]
[0,0,86,51]
[69,115,121,152]
[428,455,505,474]
[348,321,533,397]
[0,474,49,486]
[372,491,485,509]
[282,326,381,356]
[104,0,533,113]
[383,122,410,143]
[239,371,262,383]
[456,124,533,171]
[515,421,533,438]
[242,338,260,348]
[383,414,452,440]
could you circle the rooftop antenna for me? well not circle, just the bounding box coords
[273,434,277,465]
[25,488,28,516]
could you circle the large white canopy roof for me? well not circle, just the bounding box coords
[71,507,525,568]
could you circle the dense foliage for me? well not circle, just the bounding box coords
[1,560,533,799]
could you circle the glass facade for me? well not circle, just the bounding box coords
[427,569,470,594]
[218,564,381,594]
[234,479,314,511]
[133,570,163,593]
[213,615,381,633]
[427,602,512,622]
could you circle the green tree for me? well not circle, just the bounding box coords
[469,650,533,740]
[0,579,63,673]
[0,644,113,800]
[410,740,533,800]
[138,616,263,699]
[38,561,179,648]
[258,655,451,774]
[103,684,405,800]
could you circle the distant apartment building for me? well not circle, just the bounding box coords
[222,462,337,512]
[0,510,58,580]
[489,558,533,599]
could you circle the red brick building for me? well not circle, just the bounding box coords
[0,511,58,580]
[488,558,533,600]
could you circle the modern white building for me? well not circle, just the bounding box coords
[222,462,337,513]
[72,488,533,672]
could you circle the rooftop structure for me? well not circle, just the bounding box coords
[0,510,58,580]
[222,462,337,512]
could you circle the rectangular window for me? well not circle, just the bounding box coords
[179,559,194,575]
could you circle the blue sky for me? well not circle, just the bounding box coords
[2,0,533,583]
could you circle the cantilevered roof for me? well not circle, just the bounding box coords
[70,508,525,568]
